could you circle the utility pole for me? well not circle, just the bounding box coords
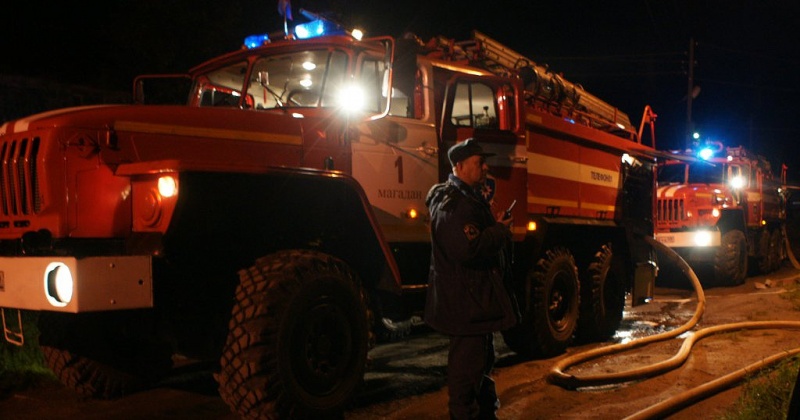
[686,38,695,150]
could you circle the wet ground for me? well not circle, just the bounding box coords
[1,263,798,419]
[349,267,708,413]
[345,263,800,419]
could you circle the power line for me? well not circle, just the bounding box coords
[537,51,685,61]
[699,42,800,64]
[562,70,685,78]
[698,77,800,94]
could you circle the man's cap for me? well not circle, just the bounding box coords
[448,138,494,166]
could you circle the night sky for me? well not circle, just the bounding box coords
[2,1,800,179]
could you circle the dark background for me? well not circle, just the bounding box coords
[2,1,799,179]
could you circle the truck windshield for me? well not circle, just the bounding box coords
[657,162,725,185]
[657,163,686,184]
[688,162,725,184]
[195,49,349,109]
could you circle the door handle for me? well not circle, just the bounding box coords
[417,146,438,158]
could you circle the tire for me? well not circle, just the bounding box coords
[757,230,774,274]
[217,250,369,420]
[38,311,172,399]
[502,248,579,359]
[576,244,624,343]
[714,230,748,286]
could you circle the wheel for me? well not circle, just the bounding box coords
[38,311,172,399]
[502,248,579,358]
[769,229,784,272]
[714,230,748,286]
[755,229,783,274]
[576,244,625,343]
[217,250,370,419]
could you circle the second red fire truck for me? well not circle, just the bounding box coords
[0,12,661,419]
[655,141,787,285]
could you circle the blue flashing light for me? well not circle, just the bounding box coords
[294,19,346,39]
[244,34,270,49]
[698,147,714,160]
[244,18,347,48]
[564,117,575,124]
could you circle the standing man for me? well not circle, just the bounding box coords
[425,138,518,419]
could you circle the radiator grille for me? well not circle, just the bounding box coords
[0,137,42,216]
[657,198,685,223]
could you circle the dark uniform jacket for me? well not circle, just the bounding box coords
[424,174,517,336]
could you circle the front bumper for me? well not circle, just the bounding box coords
[655,230,721,248]
[0,256,152,312]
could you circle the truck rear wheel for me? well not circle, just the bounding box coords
[502,248,579,358]
[217,250,369,420]
[576,244,624,343]
[757,230,776,274]
[37,311,172,399]
[714,230,748,285]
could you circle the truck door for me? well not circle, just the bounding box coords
[350,53,439,243]
[440,75,527,238]
[729,163,758,224]
[752,164,764,225]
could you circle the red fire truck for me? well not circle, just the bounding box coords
[655,141,787,285]
[0,13,660,419]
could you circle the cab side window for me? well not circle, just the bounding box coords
[450,82,497,129]
[197,62,249,108]
[359,56,421,118]
[728,164,748,187]
[359,58,386,114]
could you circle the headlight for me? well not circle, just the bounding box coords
[693,231,713,247]
[133,173,179,231]
[158,175,178,198]
[44,262,74,307]
[337,84,365,113]
[730,176,745,189]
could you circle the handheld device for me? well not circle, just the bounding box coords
[504,199,517,219]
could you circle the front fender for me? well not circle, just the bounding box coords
[161,167,402,295]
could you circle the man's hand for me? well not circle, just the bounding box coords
[496,199,515,227]
[496,211,513,227]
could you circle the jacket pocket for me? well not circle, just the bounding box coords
[467,270,505,322]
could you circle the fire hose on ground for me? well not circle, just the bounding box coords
[547,228,800,419]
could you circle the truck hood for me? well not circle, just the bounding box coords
[0,104,308,138]
[1,105,121,135]
[657,183,727,200]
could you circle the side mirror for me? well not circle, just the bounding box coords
[365,37,394,122]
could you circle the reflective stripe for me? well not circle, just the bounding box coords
[527,152,618,187]
[115,121,303,145]
[527,196,615,212]
[659,186,683,198]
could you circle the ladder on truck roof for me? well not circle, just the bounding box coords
[457,30,633,134]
